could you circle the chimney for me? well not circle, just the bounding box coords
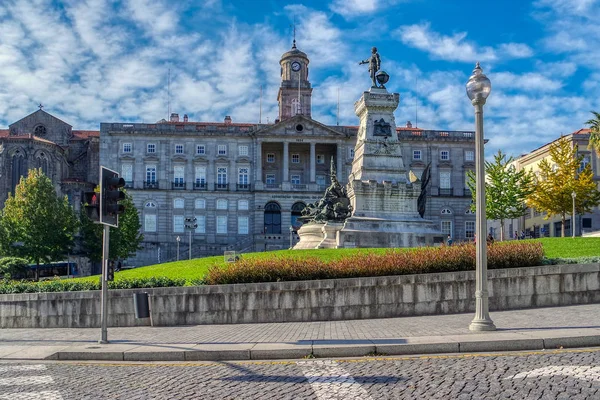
[183,114,189,122]
[224,116,232,125]
[170,113,179,122]
[406,121,413,128]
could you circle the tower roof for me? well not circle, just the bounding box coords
[280,42,308,62]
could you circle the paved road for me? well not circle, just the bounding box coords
[1,348,600,399]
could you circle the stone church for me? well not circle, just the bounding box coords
[0,108,99,211]
[100,42,478,267]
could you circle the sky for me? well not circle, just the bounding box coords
[0,0,599,158]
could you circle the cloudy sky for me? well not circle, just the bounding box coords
[0,0,599,158]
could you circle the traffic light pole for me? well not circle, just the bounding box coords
[99,224,110,344]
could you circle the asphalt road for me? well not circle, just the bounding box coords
[2,348,600,399]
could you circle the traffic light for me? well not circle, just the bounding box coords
[185,217,198,230]
[107,260,115,281]
[83,192,100,222]
[100,166,125,227]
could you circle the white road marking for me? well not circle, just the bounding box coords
[0,375,54,386]
[297,360,373,400]
[0,391,63,400]
[0,365,46,373]
[506,366,600,382]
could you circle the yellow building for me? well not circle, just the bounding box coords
[498,129,599,239]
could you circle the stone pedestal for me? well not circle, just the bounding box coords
[294,222,344,249]
[338,87,442,247]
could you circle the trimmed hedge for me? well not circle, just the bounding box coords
[0,276,186,294]
[204,241,545,285]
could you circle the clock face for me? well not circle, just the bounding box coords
[291,62,301,72]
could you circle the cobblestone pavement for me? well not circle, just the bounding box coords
[1,304,600,346]
[1,348,600,399]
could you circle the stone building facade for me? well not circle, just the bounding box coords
[100,44,478,267]
[496,129,600,239]
[0,109,99,211]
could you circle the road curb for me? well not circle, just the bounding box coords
[47,335,600,362]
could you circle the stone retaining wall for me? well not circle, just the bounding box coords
[1,264,599,328]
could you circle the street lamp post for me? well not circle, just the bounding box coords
[466,62,496,332]
[289,226,294,249]
[572,191,576,238]
[176,236,181,261]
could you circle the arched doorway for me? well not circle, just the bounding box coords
[291,202,306,231]
[264,202,281,234]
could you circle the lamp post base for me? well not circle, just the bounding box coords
[469,319,496,331]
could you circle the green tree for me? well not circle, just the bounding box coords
[586,111,600,155]
[467,150,534,241]
[0,169,78,276]
[526,137,600,237]
[79,190,143,262]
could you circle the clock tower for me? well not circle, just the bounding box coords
[277,41,312,120]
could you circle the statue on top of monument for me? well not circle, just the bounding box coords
[359,47,381,88]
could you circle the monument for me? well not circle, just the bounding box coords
[294,47,442,249]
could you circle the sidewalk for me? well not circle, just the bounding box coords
[1,304,600,362]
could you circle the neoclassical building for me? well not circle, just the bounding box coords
[0,109,99,210]
[100,43,479,267]
[499,129,600,239]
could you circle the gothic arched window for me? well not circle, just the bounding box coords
[264,202,281,234]
[11,150,27,194]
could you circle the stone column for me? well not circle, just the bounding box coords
[256,141,262,183]
[310,142,316,183]
[336,142,343,181]
[230,159,236,191]
[283,141,289,182]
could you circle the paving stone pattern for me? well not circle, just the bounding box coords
[1,304,600,347]
[2,349,600,399]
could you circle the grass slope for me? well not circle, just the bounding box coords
[76,237,600,283]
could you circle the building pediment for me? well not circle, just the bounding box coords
[8,109,73,146]
[253,115,347,139]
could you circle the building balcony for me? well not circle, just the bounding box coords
[215,183,229,191]
[193,182,208,190]
[172,182,186,190]
[291,184,307,190]
[124,180,134,189]
[264,183,281,190]
[237,183,251,191]
[439,188,453,196]
[144,181,159,190]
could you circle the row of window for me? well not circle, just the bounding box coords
[124,143,242,156]
[123,142,357,161]
[169,198,249,210]
[144,215,249,235]
[413,150,474,162]
[124,164,331,186]
[441,221,476,239]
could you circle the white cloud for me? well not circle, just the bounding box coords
[394,23,498,63]
[493,72,563,92]
[394,23,534,64]
[498,43,534,58]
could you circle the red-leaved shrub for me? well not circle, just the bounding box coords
[204,241,544,285]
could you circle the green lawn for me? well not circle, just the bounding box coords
[74,237,600,283]
[535,237,600,258]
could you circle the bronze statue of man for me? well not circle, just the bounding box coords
[359,47,381,87]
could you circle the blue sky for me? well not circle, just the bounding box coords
[0,0,599,158]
